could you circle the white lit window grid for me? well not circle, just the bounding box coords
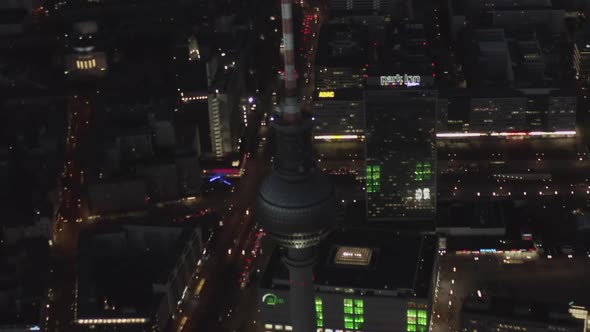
[414,188,431,201]
[334,247,372,266]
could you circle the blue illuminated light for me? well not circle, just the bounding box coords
[209,176,221,182]
[30,327,41,331]
[222,180,232,186]
[480,249,496,253]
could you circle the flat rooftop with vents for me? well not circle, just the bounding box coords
[260,229,437,297]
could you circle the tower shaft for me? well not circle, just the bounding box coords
[284,247,317,332]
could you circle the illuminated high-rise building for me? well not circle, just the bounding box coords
[364,88,436,225]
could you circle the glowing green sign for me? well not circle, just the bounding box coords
[262,293,285,306]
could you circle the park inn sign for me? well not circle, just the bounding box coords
[380,74,421,87]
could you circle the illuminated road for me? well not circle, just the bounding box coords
[46,94,95,332]
[298,3,323,110]
[175,156,271,332]
[57,96,92,225]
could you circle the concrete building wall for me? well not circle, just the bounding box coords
[2,217,52,245]
[315,67,366,91]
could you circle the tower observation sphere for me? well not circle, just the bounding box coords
[257,112,337,249]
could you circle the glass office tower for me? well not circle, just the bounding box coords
[365,89,436,223]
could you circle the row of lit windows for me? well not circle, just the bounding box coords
[496,323,528,330]
[316,297,324,327]
[181,96,207,102]
[264,324,293,331]
[76,59,96,70]
[267,298,367,331]
[76,318,147,325]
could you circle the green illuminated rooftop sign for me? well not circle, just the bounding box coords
[262,293,285,306]
[367,165,381,193]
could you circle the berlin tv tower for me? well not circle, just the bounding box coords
[256,0,337,331]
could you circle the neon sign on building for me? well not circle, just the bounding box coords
[262,293,285,306]
[319,91,335,98]
[380,74,421,87]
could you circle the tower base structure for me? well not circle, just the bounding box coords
[284,247,317,332]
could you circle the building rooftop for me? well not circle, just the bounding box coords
[437,201,507,231]
[261,230,437,298]
[77,220,202,320]
[0,239,49,328]
[445,236,534,252]
[0,8,27,25]
[316,24,369,67]
[463,296,585,329]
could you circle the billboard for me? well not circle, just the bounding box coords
[380,74,421,87]
[366,74,434,87]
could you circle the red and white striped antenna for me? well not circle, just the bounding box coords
[280,0,300,119]
[281,0,297,97]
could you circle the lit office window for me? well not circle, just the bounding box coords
[343,298,364,330]
[316,297,324,328]
[414,162,431,182]
[366,165,381,193]
[407,308,428,332]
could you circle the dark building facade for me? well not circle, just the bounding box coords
[364,89,436,223]
[461,296,585,332]
[315,24,368,91]
[437,89,576,135]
